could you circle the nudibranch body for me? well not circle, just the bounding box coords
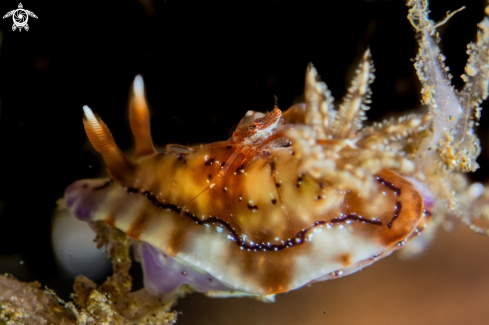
[65,0,489,300]
[65,115,426,296]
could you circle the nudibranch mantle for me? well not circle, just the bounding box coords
[66,0,489,299]
[66,78,430,298]
[66,147,425,296]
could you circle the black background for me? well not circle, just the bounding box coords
[0,0,487,324]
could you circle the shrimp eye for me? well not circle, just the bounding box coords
[249,124,257,130]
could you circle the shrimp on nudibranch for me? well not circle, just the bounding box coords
[65,0,489,301]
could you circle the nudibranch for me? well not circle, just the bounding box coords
[65,0,489,300]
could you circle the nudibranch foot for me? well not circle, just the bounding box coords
[136,242,231,298]
[205,291,276,303]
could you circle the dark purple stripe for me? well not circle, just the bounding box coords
[93,174,404,253]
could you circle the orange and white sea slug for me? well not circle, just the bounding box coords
[64,64,431,299]
[65,0,489,300]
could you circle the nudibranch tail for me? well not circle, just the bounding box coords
[130,75,156,159]
[82,105,134,180]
